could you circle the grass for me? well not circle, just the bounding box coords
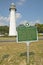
[0,42,26,65]
[29,40,43,65]
[0,37,43,65]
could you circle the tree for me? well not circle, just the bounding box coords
[35,23,43,33]
[0,26,9,35]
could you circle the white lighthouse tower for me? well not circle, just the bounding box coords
[9,3,17,36]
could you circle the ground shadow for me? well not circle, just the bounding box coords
[19,52,35,65]
[20,51,35,57]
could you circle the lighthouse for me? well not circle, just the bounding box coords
[9,3,17,36]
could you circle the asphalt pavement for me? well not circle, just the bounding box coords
[0,37,43,42]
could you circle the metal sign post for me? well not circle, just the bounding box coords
[17,25,38,65]
[26,42,30,65]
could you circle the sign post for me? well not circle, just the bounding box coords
[26,42,30,65]
[17,25,38,64]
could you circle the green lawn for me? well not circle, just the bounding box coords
[0,38,43,65]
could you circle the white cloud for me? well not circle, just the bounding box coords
[29,20,41,26]
[16,13,22,19]
[20,20,28,25]
[19,20,41,26]
[29,21,35,26]
[0,16,9,26]
[17,0,26,5]
[0,13,22,26]
[0,16,9,22]
[35,20,41,23]
[0,22,4,26]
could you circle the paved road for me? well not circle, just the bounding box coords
[0,40,16,42]
[38,38,43,40]
[0,38,43,42]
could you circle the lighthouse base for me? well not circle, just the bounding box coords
[9,31,17,37]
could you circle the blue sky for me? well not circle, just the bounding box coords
[0,0,43,26]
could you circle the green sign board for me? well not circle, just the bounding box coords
[17,25,38,42]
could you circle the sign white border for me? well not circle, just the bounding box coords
[17,30,38,43]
